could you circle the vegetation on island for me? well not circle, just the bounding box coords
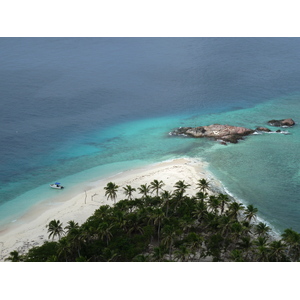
[6,178,300,262]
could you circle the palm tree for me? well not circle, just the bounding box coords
[148,208,165,244]
[174,180,190,197]
[67,226,85,258]
[172,180,191,211]
[269,240,288,262]
[101,248,119,262]
[171,191,186,211]
[5,250,22,262]
[97,222,115,246]
[132,254,150,262]
[76,256,90,262]
[192,201,208,224]
[218,215,234,238]
[137,184,151,199]
[104,182,119,204]
[196,191,208,204]
[174,245,191,262]
[150,179,165,197]
[229,249,244,262]
[46,219,64,240]
[113,210,128,232]
[57,237,72,262]
[123,185,136,200]
[281,228,300,261]
[218,193,231,215]
[161,224,181,260]
[151,246,167,262]
[227,201,244,221]
[202,211,218,232]
[241,220,253,236]
[161,190,172,217]
[253,236,270,262]
[114,199,130,213]
[205,233,224,261]
[79,222,96,244]
[254,236,269,246]
[126,213,144,236]
[178,215,194,237]
[237,236,253,261]
[185,232,204,261]
[229,222,244,245]
[93,205,112,219]
[130,198,145,211]
[197,178,210,193]
[254,222,271,238]
[47,255,59,262]
[207,195,221,215]
[244,204,258,223]
[64,220,79,234]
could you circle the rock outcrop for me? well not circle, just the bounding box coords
[268,118,295,127]
[170,118,295,145]
[170,124,254,144]
[255,127,271,132]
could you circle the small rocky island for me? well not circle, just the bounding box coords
[169,118,295,144]
[267,118,295,127]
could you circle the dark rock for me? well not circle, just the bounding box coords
[255,127,271,132]
[170,124,254,144]
[268,118,295,127]
[281,118,295,126]
[170,119,293,144]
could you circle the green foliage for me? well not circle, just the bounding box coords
[16,178,300,262]
[25,241,58,262]
[5,250,23,262]
[123,185,136,200]
[46,219,64,240]
[150,179,165,197]
[137,184,151,199]
[104,182,119,204]
[197,179,210,193]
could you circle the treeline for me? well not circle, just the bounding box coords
[6,179,300,262]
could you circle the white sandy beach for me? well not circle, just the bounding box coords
[0,157,224,261]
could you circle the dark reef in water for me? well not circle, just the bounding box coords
[170,124,254,144]
[170,119,295,145]
[268,118,295,127]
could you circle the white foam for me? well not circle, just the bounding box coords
[267,130,290,135]
[221,185,281,239]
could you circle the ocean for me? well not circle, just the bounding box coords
[1,37,300,234]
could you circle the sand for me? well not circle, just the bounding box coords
[0,157,224,261]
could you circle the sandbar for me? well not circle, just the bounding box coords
[0,157,224,261]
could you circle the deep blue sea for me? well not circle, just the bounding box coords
[1,37,300,234]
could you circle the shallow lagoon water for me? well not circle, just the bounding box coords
[201,95,300,233]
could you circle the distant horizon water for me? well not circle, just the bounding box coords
[1,38,300,233]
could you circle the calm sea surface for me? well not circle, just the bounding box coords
[1,37,300,233]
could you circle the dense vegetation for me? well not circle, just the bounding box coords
[6,179,300,262]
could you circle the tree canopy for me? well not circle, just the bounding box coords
[8,179,300,262]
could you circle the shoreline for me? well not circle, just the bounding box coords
[0,157,224,261]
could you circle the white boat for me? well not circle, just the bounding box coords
[50,182,64,189]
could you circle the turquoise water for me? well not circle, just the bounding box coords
[1,38,300,234]
[199,94,300,234]
[2,94,299,235]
